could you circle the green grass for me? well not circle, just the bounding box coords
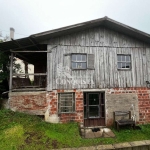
[0,109,150,149]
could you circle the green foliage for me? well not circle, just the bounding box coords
[0,39,22,97]
[0,50,10,97]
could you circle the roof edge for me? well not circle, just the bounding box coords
[30,16,107,38]
[31,16,150,40]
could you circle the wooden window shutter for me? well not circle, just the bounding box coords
[87,54,94,69]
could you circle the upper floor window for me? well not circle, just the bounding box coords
[71,54,87,69]
[117,54,131,69]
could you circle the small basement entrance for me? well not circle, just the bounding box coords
[84,92,105,127]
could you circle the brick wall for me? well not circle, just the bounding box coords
[47,88,150,126]
[47,90,83,123]
[9,91,47,115]
[8,87,150,126]
[107,87,150,125]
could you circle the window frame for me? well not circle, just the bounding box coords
[71,53,87,70]
[58,92,75,113]
[117,54,132,70]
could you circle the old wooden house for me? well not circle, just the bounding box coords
[1,16,150,127]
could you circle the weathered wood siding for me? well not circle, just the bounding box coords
[45,27,150,90]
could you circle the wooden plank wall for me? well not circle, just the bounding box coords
[45,27,150,90]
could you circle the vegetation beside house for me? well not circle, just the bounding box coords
[1,109,150,149]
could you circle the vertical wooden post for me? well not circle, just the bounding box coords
[9,52,13,91]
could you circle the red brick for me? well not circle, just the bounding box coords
[115,91,121,94]
[73,89,77,92]
[51,93,56,96]
[76,98,83,101]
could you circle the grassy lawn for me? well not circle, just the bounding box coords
[0,109,150,150]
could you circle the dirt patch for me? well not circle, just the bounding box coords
[24,132,60,149]
[25,132,42,144]
[18,144,25,150]
[52,140,59,149]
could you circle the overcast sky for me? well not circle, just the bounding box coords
[0,0,150,39]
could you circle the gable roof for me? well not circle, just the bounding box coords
[31,16,150,44]
[1,16,150,53]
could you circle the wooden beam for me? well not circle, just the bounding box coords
[10,50,47,52]
[29,38,47,58]
[13,73,47,76]
[11,39,29,50]
[12,88,46,91]
[13,51,31,62]
[12,44,39,50]
[29,38,41,50]
[9,52,13,91]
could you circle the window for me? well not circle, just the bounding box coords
[58,93,75,113]
[117,55,131,69]
[71,54,87,69]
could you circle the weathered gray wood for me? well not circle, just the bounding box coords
[87,54,94,69]
[44,26,150,90]
[47,45,55,91]
[9,52,13,91]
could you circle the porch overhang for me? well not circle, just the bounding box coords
[0,37,47,64]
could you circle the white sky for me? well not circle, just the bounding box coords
[0,0,150,39]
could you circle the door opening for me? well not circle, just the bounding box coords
[84,92,105,127]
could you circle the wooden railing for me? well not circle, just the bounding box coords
[11,73,47,91]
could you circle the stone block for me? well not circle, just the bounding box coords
[97,144,115,150]
[113,142,131,149]
[129,141,147,147]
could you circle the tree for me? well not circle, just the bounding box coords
[0,44,10,98]
[0,35,22,98]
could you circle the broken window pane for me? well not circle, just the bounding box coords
[117,54,131,70]
[126,63,130,68]
[122,62,126,68]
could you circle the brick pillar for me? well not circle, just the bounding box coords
[137,88,150,124]
[75,91,84,123]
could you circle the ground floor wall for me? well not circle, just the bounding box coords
[9,91,47,115]
[46,88,150,126]
[8,87,150,127]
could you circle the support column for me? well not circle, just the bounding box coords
[9,52,13,91]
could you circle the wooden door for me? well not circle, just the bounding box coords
[84,92,105,127]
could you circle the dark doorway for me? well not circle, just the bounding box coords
[84,92,105,127]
